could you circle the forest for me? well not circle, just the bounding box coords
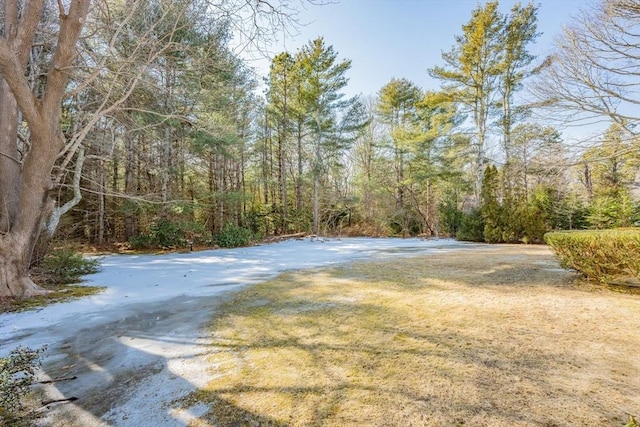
[0,0,638,296]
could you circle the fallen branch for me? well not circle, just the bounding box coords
[264,232,307,243]
[41,396,78,406]
[37,375,77,384]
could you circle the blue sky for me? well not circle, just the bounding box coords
[248,0,589,98]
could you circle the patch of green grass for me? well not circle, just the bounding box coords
[0,285,104,314]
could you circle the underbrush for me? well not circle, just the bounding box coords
[213,222,261,248]
[545,228,640,285]
[36,247,101,285]
[129,219,194,250]
[1,248,103,313]
[0,346,46,426]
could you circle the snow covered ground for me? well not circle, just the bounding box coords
[0,237,472,426]
[1,237,468,352]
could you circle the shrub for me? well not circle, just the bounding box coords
[128,234,153,250]
[438,200,463,237]
[0,346,46,425]
[388,209,423,237]
[214,222,256,248]
[456,209,485,242]
[129,219,200,249]
[149,219,186,248]
[544,228,640,284]
[39,248,100,285]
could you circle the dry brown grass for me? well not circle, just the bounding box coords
[187,244,640,426]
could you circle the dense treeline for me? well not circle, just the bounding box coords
[51,0,639,249]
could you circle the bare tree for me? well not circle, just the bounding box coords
[0,0,90,297]
[530,0,640,137]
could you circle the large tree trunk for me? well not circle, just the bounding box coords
[0,234,48,297]
[0,121,58,296]
[313,174,319,235]
[0,0,90,297]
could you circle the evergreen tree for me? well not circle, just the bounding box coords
[429,1,504,201]
[267,52,297,232]
[296,37,358,234]
[582,124,640,228]
[410,91,462,236]
[376,78,423,234]
[481,165,502,243]
[510,123,563,199]
[498,2,540,165]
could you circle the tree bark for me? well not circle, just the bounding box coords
[0,79,21,233]
[0,235,47,297]
[296,121,303,213]
[97,160,106,245]
[45,148,85,237]
[124,134,136,239]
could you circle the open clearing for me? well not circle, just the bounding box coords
[187,244,640,426]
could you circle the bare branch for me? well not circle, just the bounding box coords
[528,0,640,136]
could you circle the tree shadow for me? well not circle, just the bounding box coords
[188,256,638,426]
[25,245,638,426]
[32,294,280,426]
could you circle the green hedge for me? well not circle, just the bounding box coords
[544,228,640,284]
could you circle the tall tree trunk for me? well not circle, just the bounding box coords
[0,81,21,233]
[217,155,225,229]
[296,122,303,212]
[240,139,247,219]
[208,152,216,235]
[97,160,106,245]
[161,126,172,219]
[279,135,288,232]
[279,82,288,233]
[124,135,136,239]
[313,174,319,235]
[312,116,322,235]
[474,93,488,203]
[0,0,31,234]
[0,124,62,296]
[502,85,512,164]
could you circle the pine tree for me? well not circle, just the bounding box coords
[481,165,503,243]
[267,52,297,232]
[429,1,504,201]
[498,2,539,166]
[583,124,640,228]
[296,38,358,234]
[377,78,423,233]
